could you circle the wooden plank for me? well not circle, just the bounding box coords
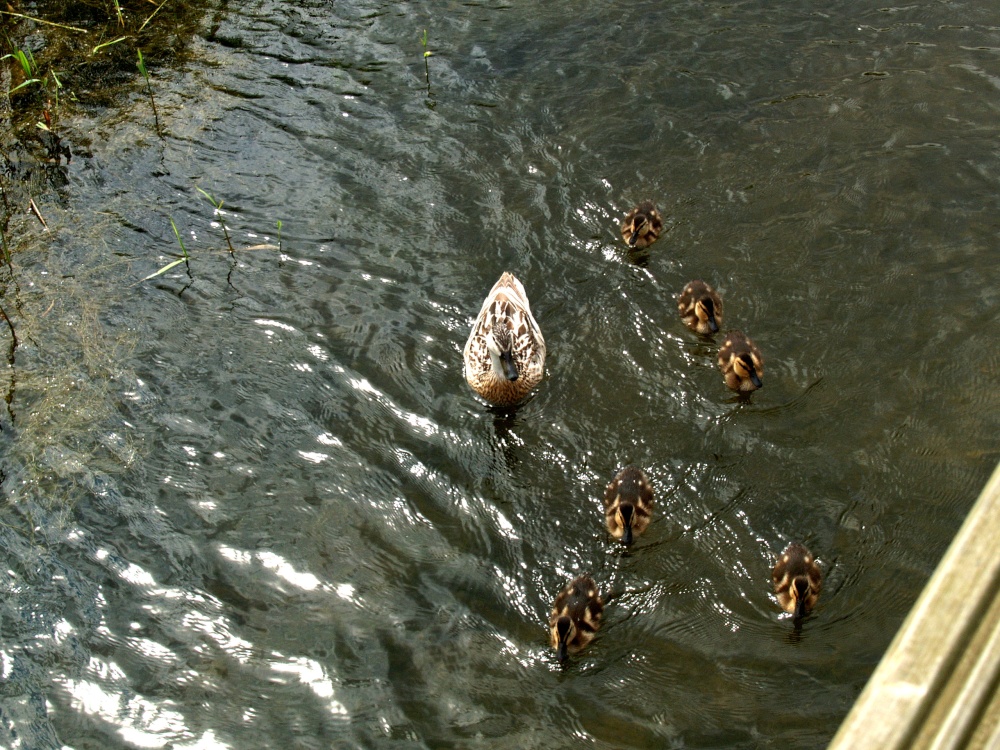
[915,581,1000,749]
[828,462,1000,750]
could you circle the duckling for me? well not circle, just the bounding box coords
[772,543,822,620]
[620,202,663,249]
[463,272,546,407]
[549,574,604,662]
[718,330,763,392]
[603,466,654,545]
[678,280,723,335]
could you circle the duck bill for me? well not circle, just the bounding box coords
[792,596,808,621]
[622,525,633,546]
[556,641,569,662]
[750,370,762,388]
[708,316,719,333]
[501,350,519,381]
[628,228,641,247]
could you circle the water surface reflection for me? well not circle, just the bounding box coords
[2,0,999,747]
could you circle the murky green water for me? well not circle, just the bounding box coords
[2,0,999,747]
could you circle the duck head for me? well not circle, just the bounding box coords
[791,575,811,620]
[617,503,635,545]
[734,353,762,389]
[697,297,719,333]
[486,321,519,381]
[554,615,575,662]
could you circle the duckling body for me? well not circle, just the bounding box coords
[620,202,663,249]
[772,543,822,620]
[603,466,654,545]
[679,280,723,335]
[463,272,546,407]
[718,330,763,392]
[549,575,604,662]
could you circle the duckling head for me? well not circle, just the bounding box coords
[697,297,720,333]
[553,614,575,663]
[627,213,651,247]
[734,353,762,389]
[616,503,635,545]
[791,575,813,620]
[486,321,519,382]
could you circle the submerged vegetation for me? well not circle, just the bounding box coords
[1,0,208,223]
[1,2,285,470]
[136,48,160,135]
[0,1,210,468]
[3,3,283,294]
[0,2,209,241]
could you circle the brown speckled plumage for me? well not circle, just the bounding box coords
[620,202,663,249]
[718,330,764,392]
[549,575,604,662]
[463,272,545,407]
[772,543,822,619]
[603,466,654,545]
[678,280,723,335]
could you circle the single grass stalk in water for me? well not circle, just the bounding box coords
[112,0,124,26]
[170,217,189,259]
[196,187,236,255]
[0,11,87,32]
[142,218,190,281]
[47,68,62,107]
[139,0,171,33]
[421,29,432,93]
[137,49,161,135]
[93,37,127,54]
[29,199,48,229]
[276,220,282,253]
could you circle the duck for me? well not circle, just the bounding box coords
[718,330,763,392]
[603,466,654,545]
[463,272,546,407]
[549,574,604,662]
[620,202,663,249]
[772,543,822,620]
[678,280,723,335]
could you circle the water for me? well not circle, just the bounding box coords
[2,0,999,747]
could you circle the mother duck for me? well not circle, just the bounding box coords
[463,272,546,407]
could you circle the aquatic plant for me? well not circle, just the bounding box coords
[196,187,236,255]
[43,69,61,107]
[421,29,432,93]
[141,217,190,281]
[92,37,127,55]
[136,49,161,135]
[142,190,283,283]
[0,10,87,32]
[170,217,189,259]
[2,48,41,93]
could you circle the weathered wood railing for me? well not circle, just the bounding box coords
[828,461,1000,749]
